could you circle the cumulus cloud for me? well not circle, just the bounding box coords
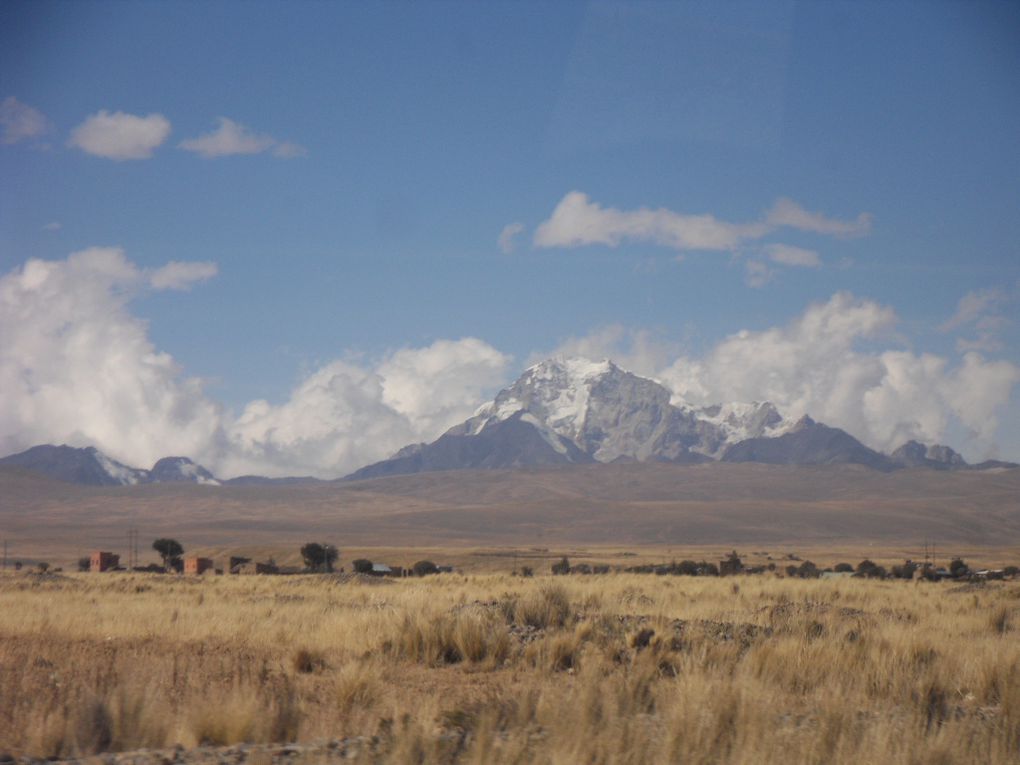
[0,248,224,468]
[69,110,171,160]
[532,191,872,260]
[222,339,510,478]
[149,261,218,291]
[0,251,510,478]
[179,117,305,159]
[765,198,872,237]
[498,222,525,254]
[656,292,1019,456]
[765,243,821,268]
[0,97,51,145]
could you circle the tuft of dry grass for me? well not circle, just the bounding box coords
[1,569,1019,762]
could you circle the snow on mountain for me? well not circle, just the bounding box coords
[92,448,148,485]
[148,456,221,485]
[454,357,792,463]
[0,444,148,486]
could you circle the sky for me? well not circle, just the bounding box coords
[1,0,1019,478]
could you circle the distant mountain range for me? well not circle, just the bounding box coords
[0,444,322,487]
[0,358,1015,487]
[348,358,1014,479]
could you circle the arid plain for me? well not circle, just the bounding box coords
[2,462,1019,763]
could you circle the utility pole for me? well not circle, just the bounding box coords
[2,540,7,571]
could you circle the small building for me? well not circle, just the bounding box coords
[90,551,119,572]
[184,556,215,575]
[371,563,393,576]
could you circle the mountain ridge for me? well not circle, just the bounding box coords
[1,358,1015,486]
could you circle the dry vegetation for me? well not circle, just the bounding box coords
[1,569,1019,763]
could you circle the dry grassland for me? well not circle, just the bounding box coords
[1,570,1018,763]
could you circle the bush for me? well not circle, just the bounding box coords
[857,559,877,574]
[797,561,819,579]
[511,585,572,629]
[519,566,534,577]
[413,560,439,577]
[551,557,570,575]
[77,556,91,572]
[892,561,919,579]
[834,562,854,573]
[352,559,373,574]
[949,558,969,578]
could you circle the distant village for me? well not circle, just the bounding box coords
[60,543,1017,583]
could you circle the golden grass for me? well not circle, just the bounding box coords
[1,569,1019,763]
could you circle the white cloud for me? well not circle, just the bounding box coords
[0,251,510,479]
[498,222,525,254]
[940,287,1006,332]
[149,261,218,291]
[940,287,1014,354]
[656,292,1019,456]
[69,110,171,160]
[535,324,679,379]
[765,198,872,237]
[42,221,62,232]
[0,248,223,468]
[534,191,768,252]
[532,192,872,258]
[0,97,51,145]
[765,243,821,267]
[744,259,774,288]
[223,339,511,478]
[179,117,305,159]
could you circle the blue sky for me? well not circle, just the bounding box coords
[1,0,1019,476]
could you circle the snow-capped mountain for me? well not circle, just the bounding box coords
[0,444,148,486]
[456,358,789,461]
[350,358,803,479]
[149,456,221,485]
[0,445,220,486]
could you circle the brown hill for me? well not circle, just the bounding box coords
[2,462,1019,564]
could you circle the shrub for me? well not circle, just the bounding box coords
[834,562,853,573]
[551,557,570,575]
[301,542,338,573]
[512,585,572,629]
[77,557,91,572]
[412,560,439,577]
[519,566,534,577]
[797,561,819,578]
[352,559,373,574]
[949,558,969,578]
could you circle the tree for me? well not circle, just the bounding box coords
[152,538,184,572]
[78,556,91,572]
[949,558,969,578]
[301,542,338,572]
[551,557,570,575]
[412,560,439,577]
[352,558,373,574]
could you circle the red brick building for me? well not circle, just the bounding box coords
[90,551,119,572]
[184,556,215,575]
